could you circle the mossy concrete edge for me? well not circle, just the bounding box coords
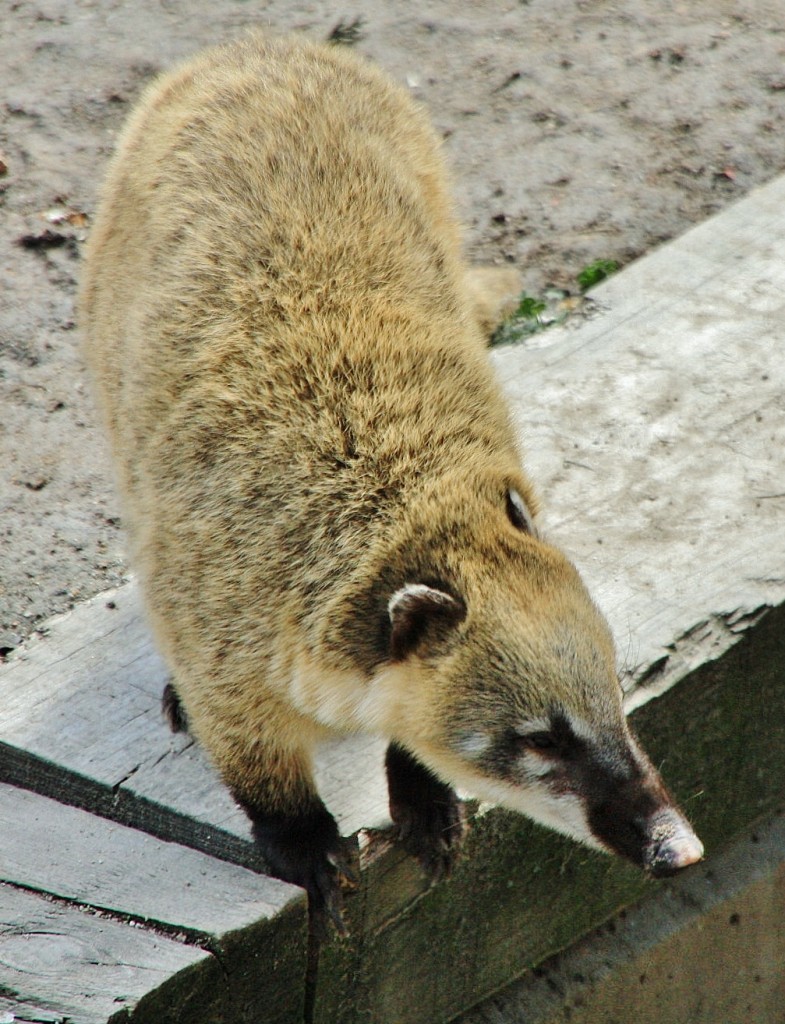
[313,601,785,1023]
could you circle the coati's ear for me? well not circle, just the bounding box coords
[506,487,537,535]
[388,583,466,661]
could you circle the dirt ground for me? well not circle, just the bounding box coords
[2,0,785,654]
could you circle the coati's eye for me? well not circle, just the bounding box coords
[508,724,560,755]
[506,488,535,534]
[521,731,558,752]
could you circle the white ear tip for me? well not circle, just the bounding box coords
[387,583,459,617]
[388,583,428,616]
[387,581,466,660]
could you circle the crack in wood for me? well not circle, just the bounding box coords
[111,763,141,792]
[625,604,773,713]
[0,879,220,958]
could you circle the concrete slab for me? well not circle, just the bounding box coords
[459,810,785,1024]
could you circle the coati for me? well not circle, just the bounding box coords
[80,33,703,929]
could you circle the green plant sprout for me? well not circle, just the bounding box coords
[577,258,619,291]
[490,258,620,347]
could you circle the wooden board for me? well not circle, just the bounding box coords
[0,783,297,935]
[0,585,390,867]
[492,175,785,709]
[0,782,307,1024]
[0,881,206,1024]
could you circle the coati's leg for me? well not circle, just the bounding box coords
[244,797,355,935]
[463,265,522,337]
[163,683,355,930]
[223,735,358,935]
[385,742,466,881]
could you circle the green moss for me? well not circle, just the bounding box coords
[576,259,619,291]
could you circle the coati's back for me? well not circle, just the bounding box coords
[82,33,499,451]
[81,33,520,678]
[81,35,702,929]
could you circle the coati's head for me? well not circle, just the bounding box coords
[374,474,703,878]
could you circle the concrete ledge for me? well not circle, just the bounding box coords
[460,809,785,1024]
[1,174,784,1022]
[314,602,785,1023]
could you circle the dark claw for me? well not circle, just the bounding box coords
[309,835,359,938]
[244,801,359,937]
[309,865,348,940]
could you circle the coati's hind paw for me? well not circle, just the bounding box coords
[385,742,467,883]
[464,265,523,337]
[161,681,188,733]
[248,804,359,938]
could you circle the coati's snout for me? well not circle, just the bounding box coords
[442,701,704,877]
[581,731,705,876]
[438,700,704,876]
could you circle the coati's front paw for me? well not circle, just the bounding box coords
[393,786,466,883]
[385,743,467,883]
[249,805,359,936]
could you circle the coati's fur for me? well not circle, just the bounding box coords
[81,34,702,926]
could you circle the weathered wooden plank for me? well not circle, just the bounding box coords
[0,736,258,869]
[0,783,298,936]
[0,586,250,835]
[0,586,390,859]
[0,882,206,1024]
[0,877,309,1024]
[492,175,785,708]
[0,782,308,1024]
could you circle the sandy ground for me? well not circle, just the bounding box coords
[2,0,785,654]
